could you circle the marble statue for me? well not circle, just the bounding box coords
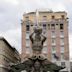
[30,27,46,55]
[9,27,65,72]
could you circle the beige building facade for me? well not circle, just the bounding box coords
[21,10,70,72]
[0,37,20,72]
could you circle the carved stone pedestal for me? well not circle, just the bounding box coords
[10,27,65,72]
[10,55,65,72]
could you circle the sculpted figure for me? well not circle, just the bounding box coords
[10,27,65,72]
[30,27,46,54]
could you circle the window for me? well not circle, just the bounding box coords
[60,46,64,53]
[51,31,56,38]
[43,24,46,34]
[42,46,48,53]
[25,16,29,21]
[51,38,56,45]
[52,53,55,60]
[43,24,46,29]
[52,46,56,53]
[52,15,55,19]
[26,25,30,31]
[60,38,64,45]
[43,16,47,21]
[51,24,55,29]
[61,15,65,19]
[31,24,33,26]
[56,24,59,29]
[43,16,47,17]
[26,33,30,39]
[60,24,63,29]
[60,31,64,37]
[48,24,50,30]
[26,47,30,49]
[61,53,64,59]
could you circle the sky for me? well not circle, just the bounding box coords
[0,0,72,60]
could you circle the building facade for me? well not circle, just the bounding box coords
[21,10,70,72]
[0,37,20,72]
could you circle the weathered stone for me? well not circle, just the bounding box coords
[10,27,65,72]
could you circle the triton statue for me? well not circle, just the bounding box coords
[9,27,65,72]
[30,27,46,55]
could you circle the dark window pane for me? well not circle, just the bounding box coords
[43,16,47,17]
[43,24,46,27]
[43,24,46,29]
[51,24,55,29]
[60,24,63,29]
[31,24,33,26]
[26,25,30,31]
[61,15,65,19]
[52,15,55,19]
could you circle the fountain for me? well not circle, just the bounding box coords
[9,27,65,72]
[9,10,65,72]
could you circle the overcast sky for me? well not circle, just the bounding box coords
[0,0,72,60]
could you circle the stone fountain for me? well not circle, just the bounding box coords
[9,27,65,72]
